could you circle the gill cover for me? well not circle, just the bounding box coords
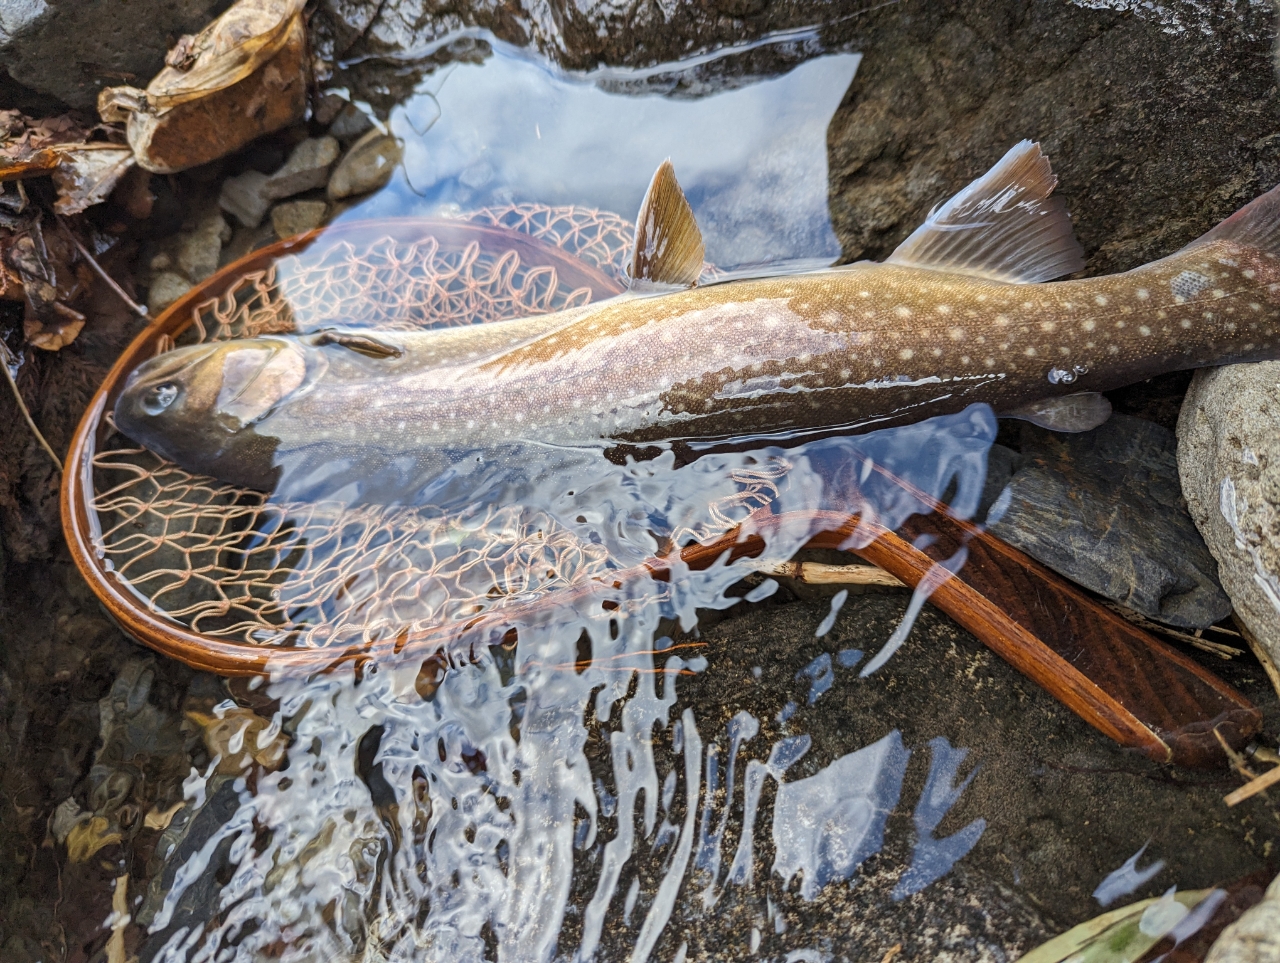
[114,337,310,488]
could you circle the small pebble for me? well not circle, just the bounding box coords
[328,130,401,201]
[271,199,328,239]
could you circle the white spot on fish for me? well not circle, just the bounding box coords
[1095,295,1108,306]
[1082,319,1096,332]
[1137,288,1150,300]
[1139,325,1151,336]
[899,348,914,360]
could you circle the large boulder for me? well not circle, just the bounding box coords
[1178,364,1280,666]
[0,0,231,109]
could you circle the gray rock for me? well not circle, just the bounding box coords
[987,414,1230,628]
[1206,872,1280,963]
[1178,363,1280,666]
[327,102,374,142]
[262,136,341,201]
[174,210,231,282]
[270,198,327,239]
[218,170,273,229]
[147,271,192,312]
[0,0,231,109]
[327,129,401,200]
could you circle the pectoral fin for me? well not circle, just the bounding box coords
[1002,392,1111,432]
[314,331,403,359]
[629,159,705,289]
[887,140,1085,284]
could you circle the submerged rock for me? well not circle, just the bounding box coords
[270,198,327,238]
[1206,872,1280,963]
[1178,363,1280,666]
[327,129,401,200]
[987,414,1230,629]
[262,135,340,200]
[218,169,273,229]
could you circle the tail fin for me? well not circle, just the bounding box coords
[1190,183,1280,254]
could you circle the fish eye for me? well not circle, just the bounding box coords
[142,382,179,415]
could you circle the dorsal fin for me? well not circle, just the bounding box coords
[1184,181,1280,255]
[886,141,1085,284]
[629,159,705,289]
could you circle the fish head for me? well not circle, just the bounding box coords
[114,337,315,490]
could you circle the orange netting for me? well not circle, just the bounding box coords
[87,206,772,651]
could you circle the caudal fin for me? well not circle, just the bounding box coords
[1190,183,1280,254]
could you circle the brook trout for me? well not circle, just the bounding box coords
[116,142,1280,500]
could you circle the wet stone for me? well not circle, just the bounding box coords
[147,271,192,312]
[262,135,341,200]
[270,198,328,239]
[218,169,273,229]
[1206,873,1280,963]
[986,414,1230,629]
[327,102,375,142]
[174,209,231,282]
[1179,362,1280,667]
[327,129,401,200]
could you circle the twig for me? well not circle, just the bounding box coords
[1251,746,1280,767]
[56,216,150,319]
[1103,602,1243,659]
[1232,615,1280,703]
[878,945,903,963]
[0,343,63,472]
[759,559,906,587]
[1214,727,1257,782]
[1225,763,1280,807]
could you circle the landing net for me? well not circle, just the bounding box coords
[88,206,770,651]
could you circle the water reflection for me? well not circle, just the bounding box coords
[121,27,1011,963]
[342,33,859,271]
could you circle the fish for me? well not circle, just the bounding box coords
[115,141,1280,501]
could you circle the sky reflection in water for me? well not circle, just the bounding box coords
[145,36,1014,963]
[341,35,859,271]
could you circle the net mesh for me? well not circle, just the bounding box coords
[88,206,772,651]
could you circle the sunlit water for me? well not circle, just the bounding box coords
[120,30,1232,963]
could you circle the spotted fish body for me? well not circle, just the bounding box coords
[115,145,1280,499]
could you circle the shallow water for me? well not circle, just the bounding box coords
[38,22,1278,963]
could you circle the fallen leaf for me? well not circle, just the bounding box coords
[50,144,135,215]
[143,799,184,831]
[65,815,123,862]
[1019,888,1217,963]
[100,0,305,118]
[98,0,308,174]
[186,706,288,774]
[25,302,85,350]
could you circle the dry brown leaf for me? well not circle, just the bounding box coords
[99,0,305,120]
[186,706,288,774]
[49,144,135,215]
[143,800,184,830]
[65,815,122,862]
[25,303,85,351]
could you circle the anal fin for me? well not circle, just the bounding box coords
[1002,392,1111,432]
[629,159,705,289]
